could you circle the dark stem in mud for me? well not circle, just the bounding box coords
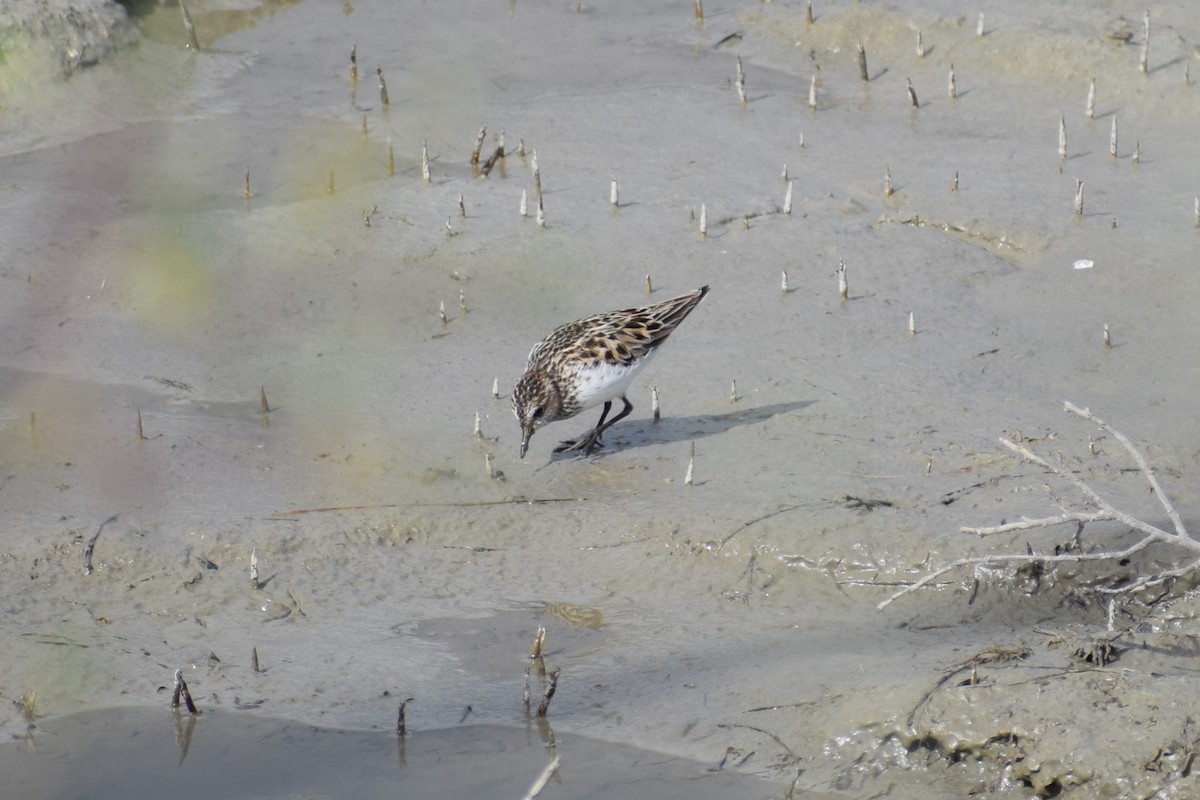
[83,515,118,575]
[397,697,414,737]
[536,668,560,718]
[172,669,200,715]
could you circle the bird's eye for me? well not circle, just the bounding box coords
[531,407,544,420]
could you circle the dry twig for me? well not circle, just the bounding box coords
[880,402,1196,610]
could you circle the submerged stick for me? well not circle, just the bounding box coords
[530,149,542,199]
[530,623,549,671]
[397,697,415,736]
[172,670,200,715]
[518,756,561,800]
[471,125,487,166]
[180,1,200,51]
[535,668,560,717]
[377,66,389,106]
[477,143,506,176]
[857,42,869,82]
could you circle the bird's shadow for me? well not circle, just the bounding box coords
[547,400,815,461]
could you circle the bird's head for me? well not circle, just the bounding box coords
[512,371,562,458]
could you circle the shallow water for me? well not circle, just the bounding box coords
[1,708,786,799]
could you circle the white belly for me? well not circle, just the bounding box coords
[571,351,656,411]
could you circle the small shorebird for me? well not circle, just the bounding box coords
[513,286,709,458]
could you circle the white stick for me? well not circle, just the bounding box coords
[837,259,848,301]
[492,378,500,400]
[699,203,707,237]
[783,181,793,214]
[1058,117,1067,159]
[781,270,789,293]
[421,140,431,183]
[1086,77,1096,119]
[976,10,985,37]
[1139,8,1150,74]
[1109,116,1118,158]
[808,75,817,110]
[518,756,561,800]
[520,189,528,217]
[610,174,619,206]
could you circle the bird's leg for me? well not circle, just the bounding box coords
[555,397,633,454]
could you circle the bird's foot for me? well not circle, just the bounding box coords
[554,432,605,454]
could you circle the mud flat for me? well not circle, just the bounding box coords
[2,1,1199,797]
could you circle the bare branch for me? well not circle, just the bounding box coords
[878,536,1158,610]
[880,403,1199,611]
[962,510,1112,536]
[1064,401,1190,540]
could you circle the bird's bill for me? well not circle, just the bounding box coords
[520,425,534,459]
